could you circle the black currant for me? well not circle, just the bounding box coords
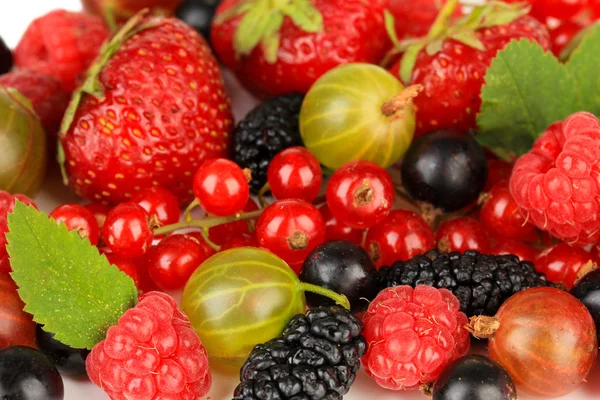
[571,269,600,345]
[300,240,378,313]
[36,325,90,377]
[401,130,487,212]
[433,355,517,400]
[0,346,64,400]
[175,0,221,42]
[0,35,12,75]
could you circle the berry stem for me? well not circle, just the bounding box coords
[199,227,221,252]
[465,315,500,339]
[153,209,263,236]
[381,85,423,120]
[298,282,351,310]
[257,182,271,208]
[427,0,460,40]
[183,198,200,223]
[102,1,119,33]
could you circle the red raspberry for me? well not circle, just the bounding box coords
[87,291,211,400]
[14,10,109,91]
[361,285,470,391]
[510,112,600,245]
[0,70,70,137]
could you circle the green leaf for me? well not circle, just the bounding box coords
[566,24,600,115]
[400,43,426,85]
[477,39,582,156]
[6,202,138,350]
[234,2,272,57]
[451,31,485,51]
[282,0,323,33]
[384,10,401,48]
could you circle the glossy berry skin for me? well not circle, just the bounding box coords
[549,19,586,56]
[361,286,470,390]
[208,198,258,246]
[0,346,63,399]
[365,210,435,269]
[389,16,550,136]
[84,203,110,230]
[0,192,37,273]
[480,180,537,242]
[535,0,589,20]
[510,112,600,245]
[256,199,325,268]
[485,158,513,192]
[535,242,594,289]
[267,147,322,202]
[326,160,394,229]
[433,355,517,400]
[571,269,600,345]
[220,232,258,251]
[176,0,219,41]
[319,204,364,246]
[0,274,36,349]
[300,240,378,313]
[402,131,488,212]
[36,325,89,377]
[184,232,216,258]
[60,17,233,205]
[102,203,154,259]
[49,204,100,246]
[132,187,180,228]
[193,158,249,217]
[436,217,490,253]
[488,288,597,397]
[148,234,209,290]
[491,239,537,262]
[0,36,11,75]
[104,253,140,287]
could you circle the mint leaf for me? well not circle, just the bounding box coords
[477,39,581,157]
[6,202,138,349]
[566,24,600,115]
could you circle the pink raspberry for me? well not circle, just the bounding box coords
[510,111,600,245]
[0,191,37,273]
[361,285,470,391]
[86,292,211,400]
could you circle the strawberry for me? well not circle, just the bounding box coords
[59,12,233,205]
[387,0,550,136]
[211,0,389,98]
[387,0,464,41]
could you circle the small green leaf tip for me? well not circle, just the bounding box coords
[215,0,323,63]
[6,201,138,350]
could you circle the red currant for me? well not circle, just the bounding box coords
[480,180,538,242]
[549,19,586,56]
[193,158,250,216]
[256,199,325,268]
[535,242,595,289]
[104,252,140,287]
[148,234,209,290]
[132,187,180,227]
[185,232,217,258]
[208,198,259,246]
[102,203,155,258]
[84,203,110,230]
[318,204,364,246]
[537,0,589,20]
[220,232,258,251]
[365,209,435,269]
[267,147,322,202]
[485,159,513,192]
[326,160,394,229]
[131,252,158,293]
[490,239,537,262]
[436,217,490,253]
[49,204,100,245]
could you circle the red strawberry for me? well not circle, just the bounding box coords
[387,0,464,41]
[388,1,550,136]
[211,0,389,98]
[59,13,233,205]
[0,70,70,137]
[14,10,110,92]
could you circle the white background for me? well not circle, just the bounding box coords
[0,1,598,399]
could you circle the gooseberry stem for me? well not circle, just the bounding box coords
[298,282,351,310]
[381,85,424,119]
[153,209,263,236]
[258,183,271,208]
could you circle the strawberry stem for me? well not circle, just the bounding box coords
[153,210,263,236]
[427,0,460,41]
[298,282,351,310]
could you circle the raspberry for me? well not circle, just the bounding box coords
[361,285,470,391]
[86,292,211,400]
[510,112,600,245]
[14,10,109,91]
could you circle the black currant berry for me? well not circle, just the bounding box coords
[175,0,221,42]
[433,355,517,400]
[300,240,378,313]
[571,269,600,344]
[401,130,487,212]
[0,35,12,75]
[36,325,89,377]
[0,346,64,400]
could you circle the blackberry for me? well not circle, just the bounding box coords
[233,93,304,193]
[377,250,555,317]
[0,36,12,75]
[233,305,366,400]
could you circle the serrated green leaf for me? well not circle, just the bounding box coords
[566,24,600,115]
[477,39,581,156]
[6,202,138,350]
